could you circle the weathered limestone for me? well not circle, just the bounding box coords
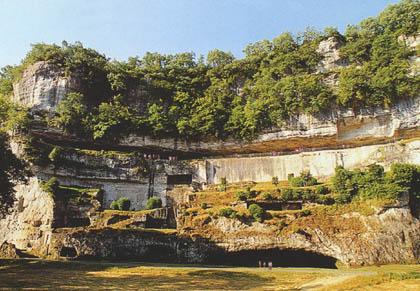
[12,61,78,112]
[0,177,54,257]
[317,36,348,72]
[193,140,420,184]
[41,201,419,266]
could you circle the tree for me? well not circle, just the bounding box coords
[206,49,235,68]
[0,134,30,216]
[51,92,89,135]
[91,94,136,140]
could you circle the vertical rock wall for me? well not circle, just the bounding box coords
[194,140,420,184]
[0,177,54,257]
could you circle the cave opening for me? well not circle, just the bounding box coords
[60,246,77,258]
[206,248,338,269]
[167,174,192,185]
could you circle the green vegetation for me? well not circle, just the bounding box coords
[288,170,318,187]
[0,1,417,142]
[332,163,419,209]
[235,187,257,201]
[248,203,266,222]
[40,177,61,199]
[0,134,30,216]
[110,197,131,211]
[219,177,227,192]
[218,207,238,219]
[146,197,162,210]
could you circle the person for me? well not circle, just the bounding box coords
[268,261,272,270]
[259,260,262,268]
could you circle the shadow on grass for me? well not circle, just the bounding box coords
[0,259,274,290]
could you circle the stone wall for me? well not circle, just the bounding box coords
[194,140,420,184]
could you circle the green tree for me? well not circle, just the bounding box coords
[206,49,235,67]
[0,134,30,216]
[51,92,89,135]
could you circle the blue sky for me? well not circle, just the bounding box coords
[0,0,399,67]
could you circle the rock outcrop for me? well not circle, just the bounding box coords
[12,62,79,112]
[32,200,418,266]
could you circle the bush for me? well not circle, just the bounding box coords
[117,197,131,211]
[261,192,273,200]
[281,188,294,201]
[271,176,279,186]
[301,189,316,202]
[315,185,330,195]
[200,202,209,209]
[334,192,352,204]
[110,200,119,210]
[219,207,237,219]
[235,190,249,201]
[48,147,62,162]
[218,177,227,192]
[289,170,318,187]
[41,177,60,198]
[292,189,303,200]
[248,203,265,222]
[301,209,311,216]
[146,197,162,209]
[235,187,257,201]
[316,195,335,205]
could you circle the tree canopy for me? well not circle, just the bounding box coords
[1,0,418,141]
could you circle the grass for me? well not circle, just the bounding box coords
[0,260,418,290]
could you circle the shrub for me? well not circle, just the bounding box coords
[281,188,294,201]
[219,207,237,218]
[219,177,227,192]
[235,187,257,201]
[117,197,131,211]
[48,147,62,162]
[261,192,273,200]
[315,185,330,195]
[110,200,119,210]
[146,197,162,209]
[235,190,249,201]
[334,192,352,204]
[271,176,279,186]
[316,195,335,205]
[301,189,316,202]
[200,202,209,209]
[289,170,318,187]
[248,203,265,222]
[41,177,60,198]
[292,189,303,200]
[301,209,311,216]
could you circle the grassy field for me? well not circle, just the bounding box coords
[0,260,418,290]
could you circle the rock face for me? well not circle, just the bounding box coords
[12,61,78,112]
[119,94,420,155]
[0,177,54,257]
[317,36,348,72]
[37,201,419,266]
[193,140,420,184]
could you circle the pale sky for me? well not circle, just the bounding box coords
[0,0,399,67]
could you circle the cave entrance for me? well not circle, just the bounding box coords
[167,174,192,185]
[206,248,337,269]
